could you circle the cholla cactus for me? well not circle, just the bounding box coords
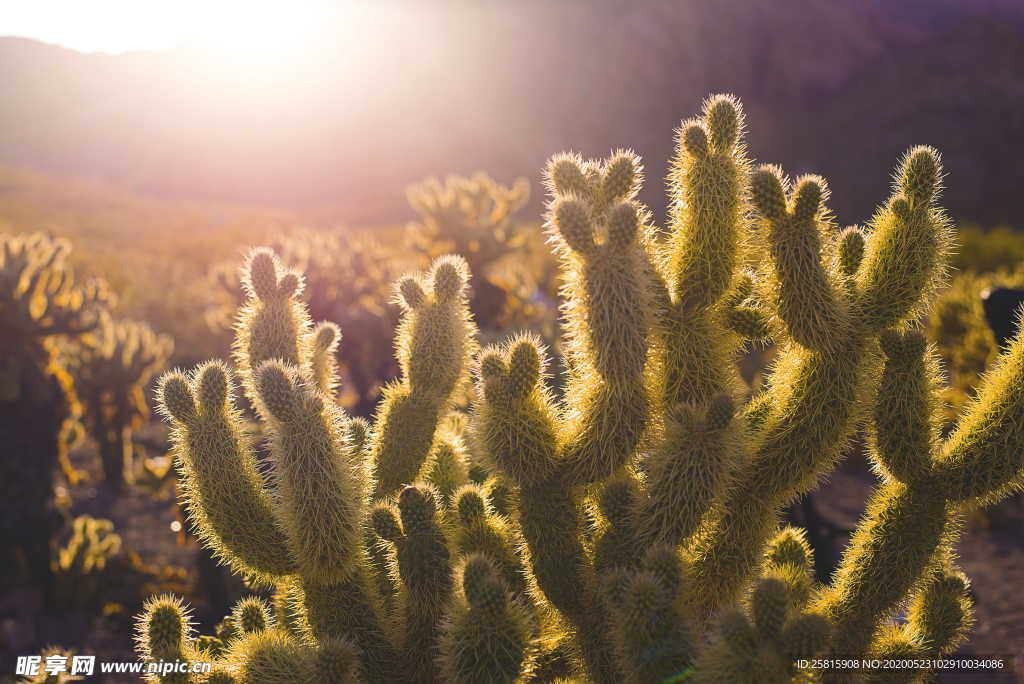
[51,515,122,610]
[927,267,1024,423]
[62,318,173,489]
[0,232,109,598]
[206,228,407,416]
[408,173,554,331]
[138,96,1024,683]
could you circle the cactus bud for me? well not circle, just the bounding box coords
[766,527,813,570]
[480,349,508,378]
[314,638,360,682]
[197,362,228,411]
[398,276,425,310]
[246,249,278,301]
[549,155,590,197]
[507,339,541,399]
[255,363,297,421]
[160,373,196,423]
[642,544,684,596]
[553,197,594,254]
[602,152,640,202]
[718,611,758,652]
[277,272,302,299]
[782,612,831,660]
[751,166,787,221]
[681,123,708,159]
[312,321,339,352]
[705,393,734,432]
[793,176,825,221]
[599,476,637,525]
[371,505,402,542]
[398,486,435,533]
[136,595,192,661]
[607,201,639,250]
[706,95,740,151]
[899,146,941,206]
[432,256,466,302]
[752,577,791,638]
[838,226,866,276]
[233,597,274,634]
[455,486,487,524]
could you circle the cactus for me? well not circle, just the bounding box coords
[205,228,406,416]
[61,318,173,489]
[137,96,1024,683]
[0,232,109,599]
[407,172,556,332]
[51,515,122,610]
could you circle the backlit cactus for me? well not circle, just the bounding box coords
[51,515,122,610]
[61,317,173,489]
[407,172,555,332]
[0,232,109,599]
[138,95,1024,682]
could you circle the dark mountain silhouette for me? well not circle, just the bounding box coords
[1,0,1023,227]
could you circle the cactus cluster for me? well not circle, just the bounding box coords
[407,173,555,332]
[0,232,109,597]
[140,96,1024,683]
[61,318,173,489]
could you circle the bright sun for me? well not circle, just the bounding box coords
[189,3,342,66]
[2,1,355,63]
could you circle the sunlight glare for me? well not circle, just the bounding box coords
[179,1,362,87]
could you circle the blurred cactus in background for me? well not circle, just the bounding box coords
[928,268,1024,425]
[135,96,1024,683]
[0,233,109,599]
[61,319,173,490]
[407,173,557,334]
[51,515,122,611]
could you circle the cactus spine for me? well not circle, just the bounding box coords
[138,96,1024,683]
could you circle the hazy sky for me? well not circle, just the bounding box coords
[0,1,346,54]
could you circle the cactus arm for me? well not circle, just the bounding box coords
[751,168,850,352]
[158,364,295,580]
[373,486,453,682]
[603,546,694,684]
[133,595,196,684]
[871,331,938,484]
[856,147,952,333]
[308,321,341,397]
[546,152,654,485]
[935,328,1024,505]
[255,362,363,585]
[369,256,476,498]
[452,484,529,599]
[232,249,312,407]
[688,337,871,615]
[660,95,750,406]
[438,555,531,684]
[635,394,739,546]
[817,481,949,658]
